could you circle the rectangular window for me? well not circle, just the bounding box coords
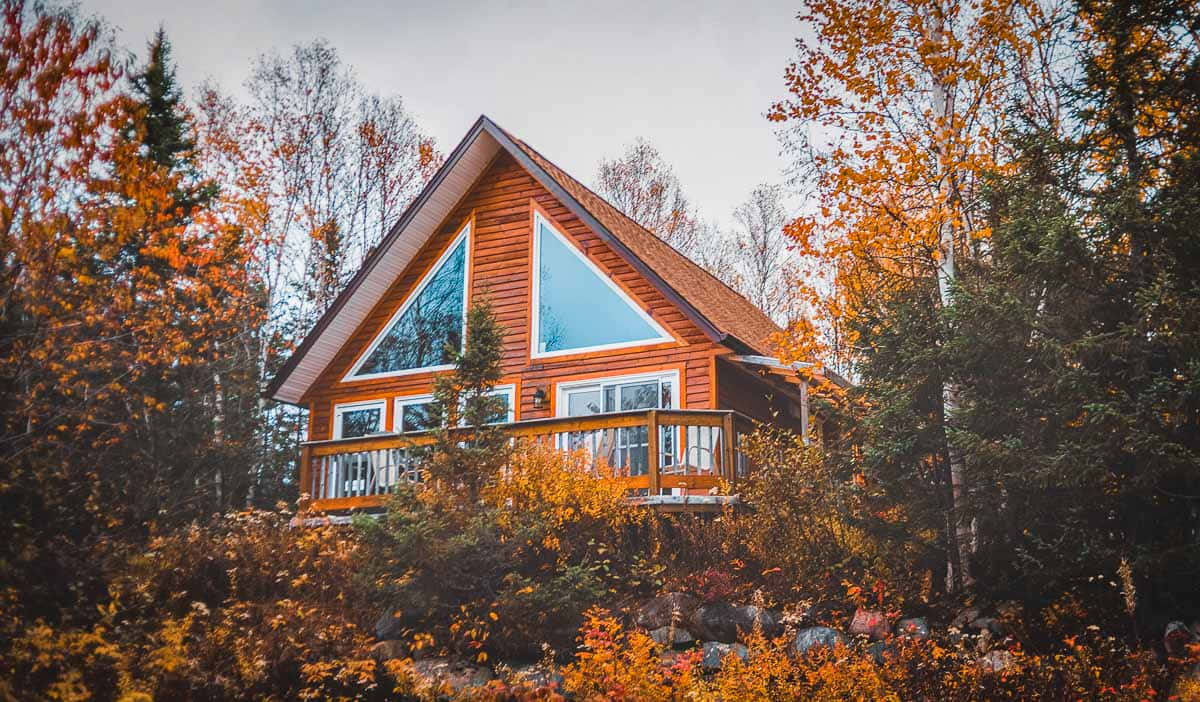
[555,371,679,477]
[333,400,386,439]
[393,385,516,433]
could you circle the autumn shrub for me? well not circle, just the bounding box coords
[0,509,410,700]
[355,441,649,663]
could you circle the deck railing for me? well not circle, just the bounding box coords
[299,409,759,512]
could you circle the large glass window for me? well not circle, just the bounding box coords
[350,226,469,378]
[533,214,669,356]
[557,372,677,477]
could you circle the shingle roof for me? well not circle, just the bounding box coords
[500,129,783,355]
[266,116,786,403]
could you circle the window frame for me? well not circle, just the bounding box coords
[529,211,673,359]
[343,221,471,382]
[554,370,681,418]
[332,399,387,440]
[392,384,517,433]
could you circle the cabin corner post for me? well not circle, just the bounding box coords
[721,412,736,490]
[647,410,661,496]
[298,444,312,511]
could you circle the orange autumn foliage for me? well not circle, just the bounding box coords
[769,0,1057,371]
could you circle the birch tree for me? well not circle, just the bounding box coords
[771,0,1055,590]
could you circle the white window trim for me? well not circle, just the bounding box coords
[343,222,472,382]
[332,399,387,439]
[393,393,436,433]
[392,384,516,433]
[530,211,673,359]
[554,370,681,418]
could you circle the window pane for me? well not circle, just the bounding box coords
[401,402,437,432]
[355,235,467,375]
[340,407,381,438]
[619,381,659,410]
[484,391,510,424]
[603,386,616,413]
[661,380,673,409]
[537,220,662,353]
[567,388,604,416]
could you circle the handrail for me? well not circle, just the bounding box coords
[299,408,763,511]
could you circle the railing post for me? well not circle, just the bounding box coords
[646,410,660,496]
[721,412,736,491]
[298,444,312,511]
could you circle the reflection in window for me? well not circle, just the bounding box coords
[338,406,382,439]
[536,217,665,354]
[399,401,436,433]
[354,233,467,376]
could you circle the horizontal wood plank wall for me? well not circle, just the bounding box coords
[714,357,806,433]
[304,153,721,439]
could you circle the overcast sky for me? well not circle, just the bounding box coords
[83,0,804,227]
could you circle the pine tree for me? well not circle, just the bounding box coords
[125,27,217,213]
[425,300,509,503]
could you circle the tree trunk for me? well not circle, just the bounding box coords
[928,1,974,591]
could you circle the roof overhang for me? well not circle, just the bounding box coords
[266,115,727,405]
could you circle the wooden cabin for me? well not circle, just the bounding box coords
[266,116,820,513]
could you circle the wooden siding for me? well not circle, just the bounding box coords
[714,357,806,434]
[303,152,725,440]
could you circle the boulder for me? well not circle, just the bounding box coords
[650,625,695,648]
[895,617,930,640]
[689,603,784,643]
[849,608,891,641]
[701,641,749,670]
[636,592,700,631]
[1165,620,1198,657]
[951,607,982,630]
[411,657,494,694]
[373,607,409,641]
[868,641,898,664]
[738,605,784,639]
[369,639,407,662]
[794,626,849,656]
[688,602,741,643]
[978,650,1017,674]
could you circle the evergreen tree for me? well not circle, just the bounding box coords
[124,27,217,213]
[424,299,509,502]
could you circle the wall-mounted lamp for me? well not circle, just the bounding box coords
[532,387,548,409]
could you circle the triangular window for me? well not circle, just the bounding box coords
[347,224,469,379]
[532,212,671,357]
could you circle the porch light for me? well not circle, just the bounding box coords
[532,387,548,409]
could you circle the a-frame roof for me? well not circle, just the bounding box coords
[267,115,783,404]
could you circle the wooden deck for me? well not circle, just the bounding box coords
[299,409,757,513]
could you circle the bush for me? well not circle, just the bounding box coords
[355,442,647,662]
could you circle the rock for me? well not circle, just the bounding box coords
[373,608,408,641]
[978,650,1017,674]
[411,657,494,694]
[895,617,930,639]
[738,605,784,639]
[689,603,784,643]
[635,592,699,631]
[369,639,407,662]
[650,625,695,647]
[1165,620,1198,656]
[794,626,848,656]
[701,641,749,670]
[689,602,741,643]
[951,607,982,630]
[849,608,891,640]
[973,617,1005,635]
[510,663,563,690]
[868,641,898,664]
